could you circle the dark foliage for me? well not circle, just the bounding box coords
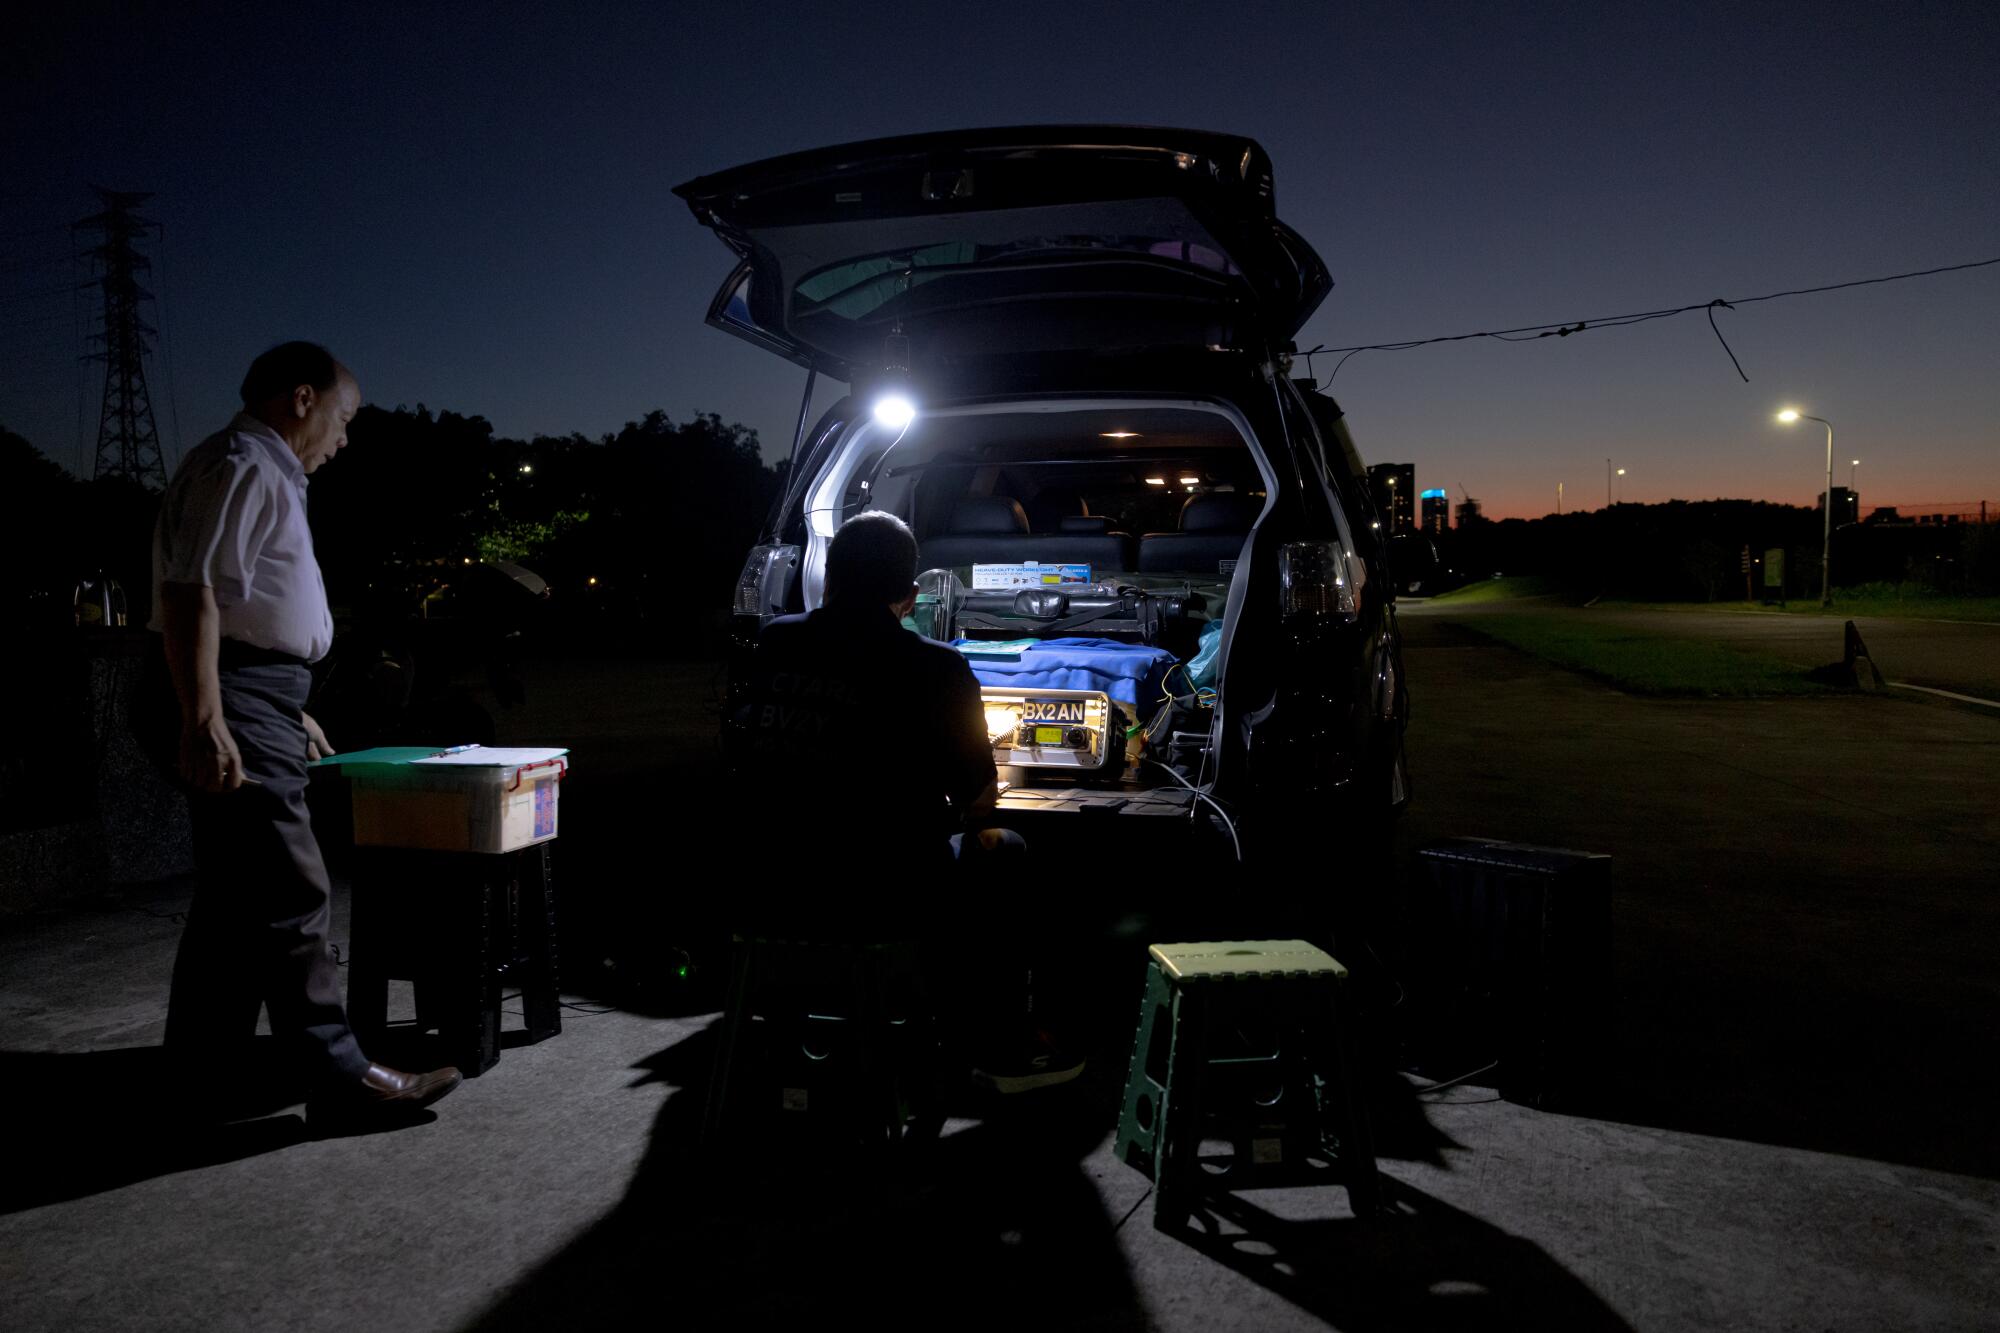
[295,404,784,652]
[6,406,783,654]
[4,423,161,629]
[1435,498,1994,600]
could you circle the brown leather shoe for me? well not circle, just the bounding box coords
[308,1062,462,1130]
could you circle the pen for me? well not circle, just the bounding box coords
[434,745,479,756]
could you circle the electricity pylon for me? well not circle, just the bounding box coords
[76,188,168,490]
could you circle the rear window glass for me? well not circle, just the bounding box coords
[822,405,1267,588]
[795,236,1240,322]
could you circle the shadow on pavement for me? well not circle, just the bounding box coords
[0,1046,310,1213]
[464,1017,1148,1330]
[464,1018,1622,1331]
[1168,1179,1634,1331]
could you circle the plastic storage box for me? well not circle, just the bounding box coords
[334,749,568,855]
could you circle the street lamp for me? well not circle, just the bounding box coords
[1777,408,1835,607]
[1616,467,1627,504]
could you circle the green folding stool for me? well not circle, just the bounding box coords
[1116,940,1380,1230]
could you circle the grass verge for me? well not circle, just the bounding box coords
[1605,584,2000,624]
[1424,575,1557,604]
[1780,586,2000,623]
[1460,613,1835,697]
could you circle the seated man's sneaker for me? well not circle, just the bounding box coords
[971,1029,1086,1095]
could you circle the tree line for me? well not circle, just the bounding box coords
[1434,498,1997,600]
[4,405,787,651]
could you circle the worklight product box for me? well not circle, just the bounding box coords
[333,747,569,854]
[971,561,1092,589]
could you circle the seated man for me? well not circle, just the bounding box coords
[739,510,1081,1092]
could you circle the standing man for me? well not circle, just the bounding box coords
[152,341,461,1128]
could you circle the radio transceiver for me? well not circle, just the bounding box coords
[979,687,1119,772]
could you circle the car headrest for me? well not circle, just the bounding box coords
[1026,488,1089,529]
[1058,515,1116,534]
[1180,494,1262,532]
[950,497,1030,534]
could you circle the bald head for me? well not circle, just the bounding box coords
[241,341,358,474]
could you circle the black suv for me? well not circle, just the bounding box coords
[677,127,1408,873]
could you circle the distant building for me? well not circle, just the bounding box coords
[1420,488,1449,536]
[1456,495,1484,527]
[1819,486,1861,527]
[1367,463,1416,533]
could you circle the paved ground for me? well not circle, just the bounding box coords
[1390,613,2000,1180]
[1411,596,2000,701]
[3,624,1997,1331]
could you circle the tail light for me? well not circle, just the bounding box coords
[1278,541,1362,618]
[733,544,799,616]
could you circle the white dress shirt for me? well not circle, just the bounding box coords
[150,412,335,662]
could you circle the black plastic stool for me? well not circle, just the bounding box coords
[702,935,945,1150]
[347,843,561,1076]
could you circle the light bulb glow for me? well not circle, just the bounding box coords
[872,394,917,430]
[1777,409,1801,424]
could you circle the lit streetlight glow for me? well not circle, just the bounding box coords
[1776,407,1837,607]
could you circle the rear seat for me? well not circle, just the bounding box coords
[920,498,1134,575]
[1136,494,1261,575]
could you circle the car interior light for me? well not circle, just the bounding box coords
[872,394,917,430]
[1145,476,1166,485]
[1179,476,1200,486]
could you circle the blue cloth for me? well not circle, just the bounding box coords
[954,637,1178,707]
[1186,619,1223,689]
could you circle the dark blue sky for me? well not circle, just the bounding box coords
[5,1,1995,518]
